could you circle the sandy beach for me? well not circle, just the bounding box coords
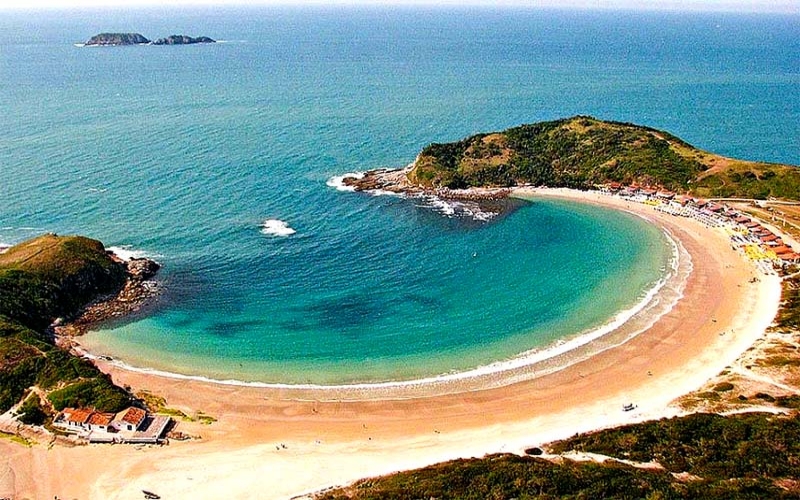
[1,188,782,500]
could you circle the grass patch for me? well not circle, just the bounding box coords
[196,412,217,425]
[0,430,35,447]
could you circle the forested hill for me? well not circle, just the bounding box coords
[407,116,800,200]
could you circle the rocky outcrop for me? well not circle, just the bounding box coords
[151,35,216,45]
[342,168,421,195]
[85,33,150,46]
[342,168,510,200]
[54,256,162,336]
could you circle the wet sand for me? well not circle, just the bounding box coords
[0,188,781,500]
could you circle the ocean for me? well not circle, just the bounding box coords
[0,6,797,386]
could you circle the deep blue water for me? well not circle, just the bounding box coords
[0,6,797,384]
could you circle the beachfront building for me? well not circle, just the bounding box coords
[53,406,172,444]
[113,407,146,432]
[53,407,95,432]
[603,183,800,273]
[87,412,115,432]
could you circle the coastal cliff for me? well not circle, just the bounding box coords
[347,116,800,200]
[0,234,160,421]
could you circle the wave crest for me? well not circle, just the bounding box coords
[261,219,296,237]
[106,245,160,262]
[326,172,364,192]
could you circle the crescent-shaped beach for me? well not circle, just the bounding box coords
[1,188,782,500]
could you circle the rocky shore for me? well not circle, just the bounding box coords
[342,168,511,200]
[52,255,161,338]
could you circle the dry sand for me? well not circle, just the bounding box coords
[1,188,782,500]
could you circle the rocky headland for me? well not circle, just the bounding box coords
[52,254,161,337]
[349,116,800,201]
[0,234,161,423]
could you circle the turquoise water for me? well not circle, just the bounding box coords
[0,7,797,384]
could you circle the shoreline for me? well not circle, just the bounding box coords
[75,218,684,397]
[2,187,783,500]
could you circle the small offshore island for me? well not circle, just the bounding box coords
[84,32,216,46]
[3,117,800,499]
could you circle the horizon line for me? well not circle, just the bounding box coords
[1,1,798,14]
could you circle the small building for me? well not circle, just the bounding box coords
[53,406,173,444]
[113,407,147,432]
[54,407,94,431]
[773,245,794,256]
[87,412,115,432]
[656,191,675,200]
[760,234,779,243]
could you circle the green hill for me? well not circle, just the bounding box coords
[316,412,800,500]
[0,235,132,419]
[407,116,800,200]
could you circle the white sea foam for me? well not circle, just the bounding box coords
[329,170,496,221]
[261,219,296,237]
[418,195,498,222]
[326,172,364,192]
[106,245,157,262]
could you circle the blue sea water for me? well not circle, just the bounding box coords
[0,6,797,385]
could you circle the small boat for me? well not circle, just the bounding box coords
[622,403,637,412]
[142,491,160,499]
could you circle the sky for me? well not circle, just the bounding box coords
[0,0,797,12]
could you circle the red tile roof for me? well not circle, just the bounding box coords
[87,412,114,426]
[120,407,147,426]
[64,408,93,424]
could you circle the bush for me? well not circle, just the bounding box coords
[48,376,130,413]
[17,393,47,426]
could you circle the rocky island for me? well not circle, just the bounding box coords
[345,116,800,200]
[152,35,216,45]
[84,32,150,46]
[83,33,215,47]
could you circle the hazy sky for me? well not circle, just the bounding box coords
[0,0,797,12]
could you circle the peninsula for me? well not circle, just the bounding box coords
[345,116,800,200]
